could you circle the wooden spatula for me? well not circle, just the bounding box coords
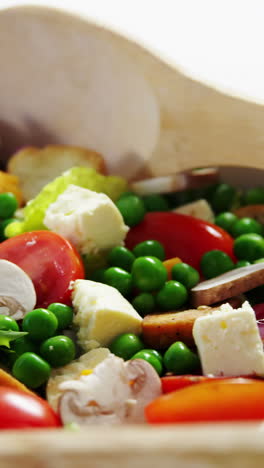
[0,5,263,181]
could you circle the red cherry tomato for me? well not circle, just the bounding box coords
[126,212,235,271]
[0,231,85,308]
[0,386,61,429]
[146,378,264,424]
[161,375,233,393]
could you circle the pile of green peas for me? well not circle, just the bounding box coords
[0,192,19,241]
[91,239,200,314]
[0,303,75,389]
[115,183,264,224]
[200,213,264,280]
[109,332,200,376]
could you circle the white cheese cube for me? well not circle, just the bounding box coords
[173,199,214,223]
[44,184,128,254]
[193,301,264,377]
[72,280,142,350]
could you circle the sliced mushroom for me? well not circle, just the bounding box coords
[125,359,162,423]
[130,167,219,196]
[0,260,36,319]
[46,347,111,411]
[59,354,161,425]
[191,263,264,307]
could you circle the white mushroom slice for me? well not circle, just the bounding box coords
[0,260,36,319]
[58,355,161,425]
[191,263,264,307]
[46,348,111,411]
[130,167,219,196]
[125,359,162,423]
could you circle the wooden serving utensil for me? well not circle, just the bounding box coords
[0,5,263,183]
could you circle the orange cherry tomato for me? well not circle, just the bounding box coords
[146,378,264,424]
[0,231,85,308]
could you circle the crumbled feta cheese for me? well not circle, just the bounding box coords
[193,301,264,377]
[44,185,128,254]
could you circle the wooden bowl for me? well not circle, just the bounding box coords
[0,5,264,468]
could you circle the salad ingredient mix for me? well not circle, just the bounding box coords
[0,146,263,428]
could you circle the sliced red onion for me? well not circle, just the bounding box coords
[253,303,264,320]
[253,304,264,339]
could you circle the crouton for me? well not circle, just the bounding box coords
[8,145,106,201]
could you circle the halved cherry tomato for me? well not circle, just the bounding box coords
[161,375,228,393]
[146,378,264,424]
[126,212,235,271]
[0,386,61,429]
[0,231,85,308]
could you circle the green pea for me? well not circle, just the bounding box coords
[132,240,165,261]
[22,308,58,342]
[109,333,144,360]
[0,218,17,241]
[107,246,135,272]
[231,217,263,238]
[0,315,19,332]
[131,256,167,292]
[131,350,163,376]
[11,336,38,357]
[132,293,155,317]
[244,187,264,205]
[40,335,76,368]
[235,260,251,268]
[200,250,234,279]
[210,183,236,213]
[234,234,264,262]
[163,341,200,374]
[171,262,199,289]
[116,194,146,227]
[143,194,169,212]
[0,193,18,219]
[142,349,163,365]
[215,212,238,233]
[156,281,188,310]
[12,352,51,389]
[103,267,132,296]
[47,303,73,330]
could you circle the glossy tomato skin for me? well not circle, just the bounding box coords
[161,375,230,393]
[0,387,61,429]
[0,231,85,308]
[146,378,263,424]
[126,212,235,271]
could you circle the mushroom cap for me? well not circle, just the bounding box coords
[0,259,36,319]
[58,355,161,425]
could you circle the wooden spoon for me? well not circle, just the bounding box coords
[0,5,264,181]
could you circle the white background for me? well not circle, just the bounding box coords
[1,0,264,103]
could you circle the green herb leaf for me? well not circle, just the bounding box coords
[0,330,28,348]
